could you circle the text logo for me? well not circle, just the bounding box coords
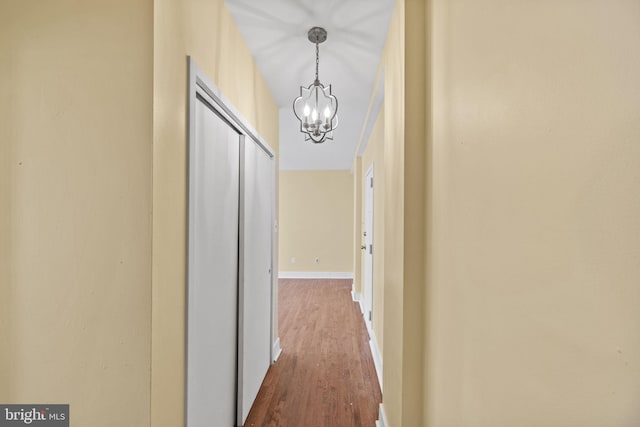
[0,405,68,427]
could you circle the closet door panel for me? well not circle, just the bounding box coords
[187,98,240,427]
[238,139,274,424]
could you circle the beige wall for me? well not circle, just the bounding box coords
[426,0,640,426]
[375,0,429,425]
[0,1,153,426]
[381,2,405,425]
[279,170,354,273]
[353,157,363,291]
[152,1,279,425]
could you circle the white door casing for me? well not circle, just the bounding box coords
[363,165,374,333]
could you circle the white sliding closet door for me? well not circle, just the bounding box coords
[187,96,240,427]
[238,139,274,424]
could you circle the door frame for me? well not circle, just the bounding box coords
[186,57,277,427]
[363,164,375,335]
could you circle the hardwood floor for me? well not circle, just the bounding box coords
[244,279,382,427]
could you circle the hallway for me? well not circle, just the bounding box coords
[245,279,382,427]
[3,1,640,426]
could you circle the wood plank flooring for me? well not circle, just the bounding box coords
[244,279,382,427]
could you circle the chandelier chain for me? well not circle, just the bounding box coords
[315,42,319,82]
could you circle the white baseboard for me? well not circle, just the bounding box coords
[369,331,383,388]
[365,316,373,338]
[351,284,365,314]
[376,403,388,427]
[278,271,354,279]
[272,337,282,362]
[351,284,361,303]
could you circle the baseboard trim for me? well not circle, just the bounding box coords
[369,331,383,388]
[272,337,282,362]
[351,284,361,303]
[278,271,354,279]
[376,403,388,427]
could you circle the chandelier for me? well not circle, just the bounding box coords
[292,27,339,144]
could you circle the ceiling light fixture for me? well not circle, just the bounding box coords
[293,27,339,144]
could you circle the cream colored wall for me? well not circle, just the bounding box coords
[279,170,354,273]
[152,1,279,425]
[353,157,363,292]
[360,108,385,353]
[0,1,153,426]
[381,3,405,425]
[378,0,429,425]
[426,1,640,426]
[381,4,403,422]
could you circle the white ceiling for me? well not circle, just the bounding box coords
[225,0,394,170]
